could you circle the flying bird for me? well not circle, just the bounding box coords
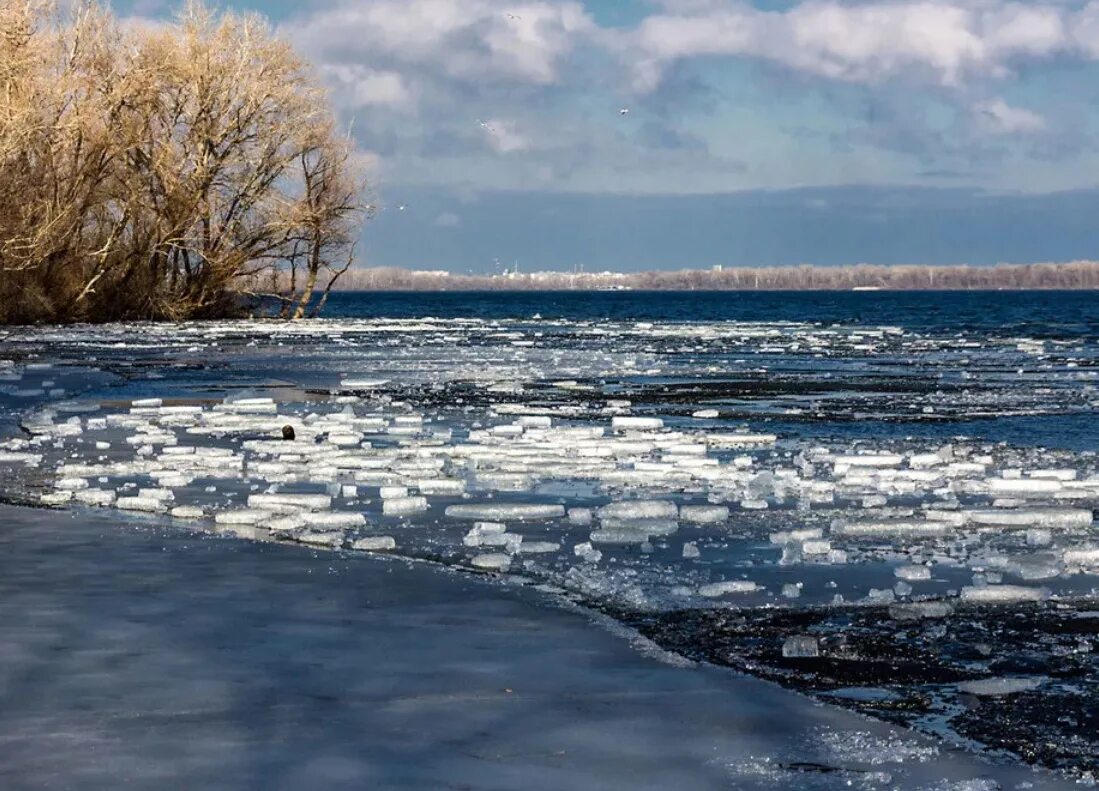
[619,107,630,116]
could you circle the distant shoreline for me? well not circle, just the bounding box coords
[332,261,1099,292]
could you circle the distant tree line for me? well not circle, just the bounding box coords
[335,262,1099,292]
[0,0,366,324]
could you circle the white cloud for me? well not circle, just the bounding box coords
[972,98,1047,135]
[479,118,533,153]
[288,0,594,88]
[627,1,1078,91]
[321,65,416,109]
[433,211,462,227]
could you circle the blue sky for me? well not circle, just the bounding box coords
[121,0,1099,271]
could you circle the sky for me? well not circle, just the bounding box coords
[120,0,1099,271]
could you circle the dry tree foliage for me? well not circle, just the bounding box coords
[0,0,367,323]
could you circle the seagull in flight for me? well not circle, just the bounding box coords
[619,107,630,116]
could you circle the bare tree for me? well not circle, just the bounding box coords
[0,0,367,324]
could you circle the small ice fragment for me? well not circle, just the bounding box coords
[1063,545,1099,566]
[351,536,397,551]
[782,635,819,658]
[802,539,831,556]
[41,492,72,505]
[957,677,1044,697]
[573,541,602,563]
[692,409,719,419]
[682,542,701,559]
[380,486,410,499]
[782,583,801,599]
[170,506,204,520]
[895,565,931,581]
[698,580,759,597]
[470,553,511,571]
[568,508,593,526]
[341,485,358,499]
[1027,529,1052,547]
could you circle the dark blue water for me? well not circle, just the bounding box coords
[324,290,1099,337]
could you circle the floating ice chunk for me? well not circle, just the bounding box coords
[517,415,552,428]
[682,542,700,559]
[470,553,511,571]
[590,528,654,545]
[327,433,363,447]
[246,493,332,511]
[341,378,389,389]
[909,453,945,469]
[573,541,602,563]
[1063,545,1099,566]
[611,416,664,430]
[782,635,819,658]
[834,454,904,467]
[692,409,719,419]
[74,489,115,507]
[703,433,776,448]
[960,585,1048,604]
[41,492,72,505]
[832,519,953,538]
[599,500,678,521]
[698,580,759,597]
[138,488,174,502]
[352,536,396,551]
[55,477,89,491]
[679,505,729,524]
[518,541,560,554]
[341,485,358,498]
[380,486,409,499]
[867,588,895,604]
[739,499,768,510]
[295,531,345,548]
[265,516,305,532]
[95,442,110,450]
[131,398,163,408]
[0,452,43,465]
[445,504,565,521]
[116,496,167,513]
[302,512,366,529]
[965,508,1091,529]
[958,677,1044,697]
[895,565,931,581]
[1027,529,1052,547]
[170,506,204,520]
[416,479,466,495]
[889,601,954,621]
[216,509,273,526]
[383,496,428,516]
[568,508,593,526]
[802,539,831,556]
[987,478,1062,495]
[782,583,801,599]
[770,528,822,545]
